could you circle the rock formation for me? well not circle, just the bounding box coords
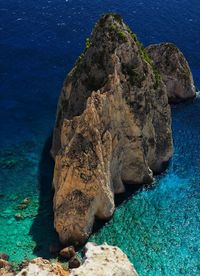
[0,258,13,276]
[16,258,69,276]
[70,242,138,276]
[4,243,137,276]
[146,43,196,103]
[51,13,173,245]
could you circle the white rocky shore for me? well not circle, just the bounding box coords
[70,243,137,276]
[0,243,137,276]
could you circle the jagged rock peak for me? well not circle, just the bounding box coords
[146,42,196,103]
[51,13,173,245]
[51,13,165,158]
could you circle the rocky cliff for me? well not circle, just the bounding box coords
[146,43,196,103]
[51,13,173,245]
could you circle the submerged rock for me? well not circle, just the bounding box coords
[51,13,173,245]
[14,244,137,275]
[70,242,137,276]
[146,43,196,103]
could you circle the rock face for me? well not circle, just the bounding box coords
[16,258,69,276]
[146,43,196,103]
[51,13,173,245]
[70,242,137,276]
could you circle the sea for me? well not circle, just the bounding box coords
[0,0,200,275]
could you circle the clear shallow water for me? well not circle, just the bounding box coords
[0,0,200,274]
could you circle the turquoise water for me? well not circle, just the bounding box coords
[90,99,200,275]
[0,0,200,274]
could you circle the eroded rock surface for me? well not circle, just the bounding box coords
[70,242,137,276]
[0,258,13,276]
[146,43,196,103]
[8,244,137,276]
[16,258,69,276]
[51,13,173,245]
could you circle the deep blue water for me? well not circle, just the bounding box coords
[0,0,200,274]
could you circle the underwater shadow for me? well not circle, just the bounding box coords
[30,135,171,252]
[29,135,60,258]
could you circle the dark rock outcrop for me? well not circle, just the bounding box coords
[51,13,173,245]
[0,258,13,276]
[0,253,9,261]
[146,43,196,103]
[59,246,76,260]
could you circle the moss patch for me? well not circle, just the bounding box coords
[129,30,162,88]
[85,38,91,50]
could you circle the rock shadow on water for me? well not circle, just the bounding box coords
[29,135,60,259]
[92,163,172,235]
[29,135,171,254]
[29,134,143,256]
[92,182,142,234]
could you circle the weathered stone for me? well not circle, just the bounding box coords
[16,258,69,276]
[69,242,137,276]
[0,259,10,269]
[146,42,196,103]
[59,246,76,260]
[0,259,13,276]
[51,13,173,245]
[14,245,136,276]
[0,253,9,261]
[14,213,24,220]
[68,256,81,269]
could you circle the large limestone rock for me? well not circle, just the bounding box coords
[16,258,69,276]
[51,13,173,245]
[13,244,137,276]
[70,242,137,276]
[146,43,196,103]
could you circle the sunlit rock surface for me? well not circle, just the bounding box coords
[146,43,196,103]
[51,13,173,245]
[11,244,137,276]
[16,258,69,276]
[70,242,137,276]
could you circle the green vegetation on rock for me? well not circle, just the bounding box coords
[129,31,162,88]
[117,30,127,41]
[85,38,91,49]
